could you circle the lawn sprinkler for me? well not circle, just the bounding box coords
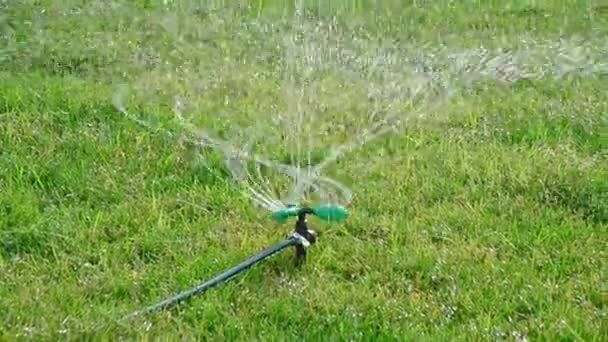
[122,204,349,321]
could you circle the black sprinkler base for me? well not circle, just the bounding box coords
[122,209,318,321]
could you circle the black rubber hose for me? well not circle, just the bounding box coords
[122,235,299,321]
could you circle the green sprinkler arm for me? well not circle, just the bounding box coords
[270,204,350,223]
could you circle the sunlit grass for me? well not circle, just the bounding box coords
[1,1,606,340]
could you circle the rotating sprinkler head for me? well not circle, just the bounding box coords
[270,204,350,223]
[122,203,349,321]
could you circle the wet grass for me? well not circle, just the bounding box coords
[1,0,607,340]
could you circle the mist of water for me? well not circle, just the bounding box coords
[109,5,607,213]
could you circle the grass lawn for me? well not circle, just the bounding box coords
[1,0,606,340]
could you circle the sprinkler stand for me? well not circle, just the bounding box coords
[122,209,317,321]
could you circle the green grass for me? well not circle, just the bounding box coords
[1,0,607,340]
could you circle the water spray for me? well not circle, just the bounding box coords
[122,204,349,321]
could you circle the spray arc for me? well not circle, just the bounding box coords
[123,204,349,321]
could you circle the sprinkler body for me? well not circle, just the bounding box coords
[294,207,317,265]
